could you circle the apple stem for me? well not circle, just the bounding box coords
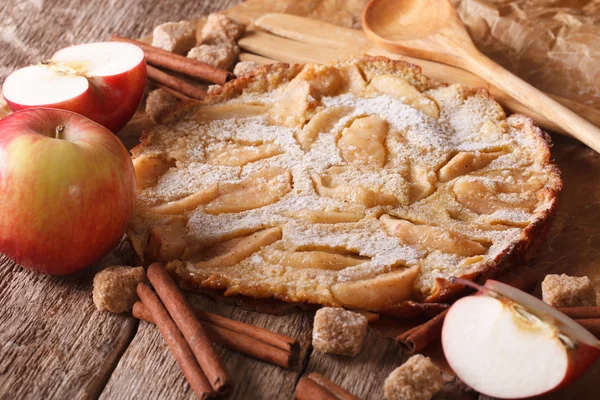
[55,125,65,140]
[449,276,498,297]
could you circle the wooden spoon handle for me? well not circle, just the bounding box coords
[465,50,600,153]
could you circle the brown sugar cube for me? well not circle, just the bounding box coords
[312,307,368,356]
[187,43,239,71]
[93,266,146,313]
[145,88,178,122]
[201,13,245,45]
[152,21,197,54]
[384,354,444,400]
[233,61,258,77]
[542,274,597,307]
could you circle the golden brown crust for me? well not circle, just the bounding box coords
[205,62,305,103]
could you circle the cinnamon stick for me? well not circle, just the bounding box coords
[146,65,207,101]
[307,373,361,400]
[296,376,337,400]
[574,318,600,337]
[193,309,298,352]
[111,35,233,84]
[147,262,233,395]
[136,283,214,400]
[396,310,448,354]
[155,84,194,101]
[133,302,295,368]
[558,306,600,320]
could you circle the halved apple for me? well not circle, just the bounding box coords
[2,42,146,132]
[442,279,600,399]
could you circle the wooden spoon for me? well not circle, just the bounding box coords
[362,0,600,153]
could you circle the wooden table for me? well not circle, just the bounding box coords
[2,1,600,399]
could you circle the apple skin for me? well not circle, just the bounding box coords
[3,44,146,133]
[549,335,600,395]
[0,108,136,275]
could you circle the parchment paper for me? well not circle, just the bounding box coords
[452,0,600,107]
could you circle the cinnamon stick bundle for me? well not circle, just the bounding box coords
[136,283,215,400]
[147,263,233,395]
[146,65,207,101]
[133,302,296,368]
[192,308,297,352]
[296,373,360,400]
[111,36,233,84]
[397,306,600,354]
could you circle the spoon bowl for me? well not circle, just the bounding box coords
[362,0,600,154]
[363,0,474,68]
[364,0,450,39]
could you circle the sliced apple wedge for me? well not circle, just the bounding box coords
[442,279,600,399]
[2,42,146,132]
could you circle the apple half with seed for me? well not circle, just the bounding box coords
[2,41,146,133]
[442,279,600,399]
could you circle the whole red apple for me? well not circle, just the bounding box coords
[2,41,146,133]
[0,108,136,275]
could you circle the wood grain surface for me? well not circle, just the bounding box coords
[1,0,600,399]
[0,240,138,399]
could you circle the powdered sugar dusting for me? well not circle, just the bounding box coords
[132,63,557,302]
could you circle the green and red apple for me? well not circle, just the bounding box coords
[0,108,136,275]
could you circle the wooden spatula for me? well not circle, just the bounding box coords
[238,13,600,140]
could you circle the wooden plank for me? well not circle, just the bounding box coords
[0,240,138,399]
[100,295,312,399]
[239,30,353,64]
[239,52,277,65]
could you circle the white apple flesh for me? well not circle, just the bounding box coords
[2,42,146,132]
[442,279,600,399]
[0,108,136,275]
